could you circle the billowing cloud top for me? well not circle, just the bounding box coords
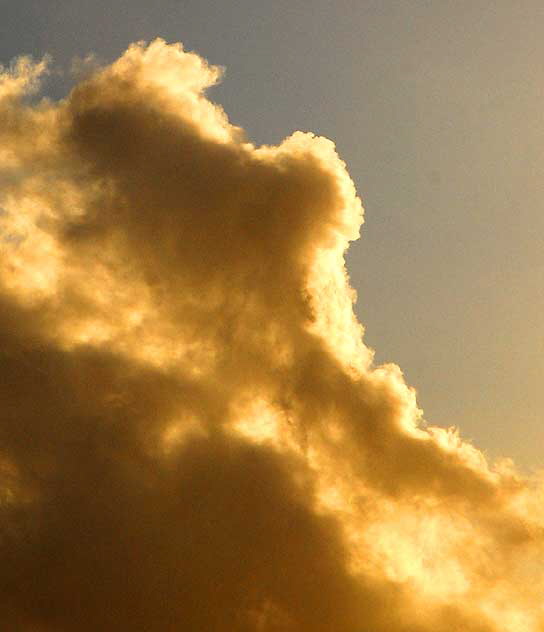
[0,39,542,631]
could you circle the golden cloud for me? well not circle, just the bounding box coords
[0,39,542,631]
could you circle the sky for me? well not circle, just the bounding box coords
[1,3,544,631]
[3,0,543,468]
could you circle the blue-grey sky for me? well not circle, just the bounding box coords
[3,1,543,468]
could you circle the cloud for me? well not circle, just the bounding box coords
[0,39,543,631]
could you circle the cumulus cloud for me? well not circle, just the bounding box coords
[0,39,543,631]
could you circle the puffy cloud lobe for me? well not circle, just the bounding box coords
[0,39,543,631]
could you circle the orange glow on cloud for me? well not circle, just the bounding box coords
[0,40,543,631]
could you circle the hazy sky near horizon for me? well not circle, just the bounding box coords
[2,1,544,469]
